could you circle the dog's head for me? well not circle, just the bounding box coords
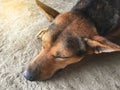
[23,0,120,81]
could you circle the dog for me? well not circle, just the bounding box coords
[23,0,120,81]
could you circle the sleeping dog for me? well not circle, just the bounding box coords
[23,0,120,81]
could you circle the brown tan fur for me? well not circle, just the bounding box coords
[23,0,120,81]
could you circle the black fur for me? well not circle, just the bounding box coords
[72,0,120,36]
[65,35,86,56]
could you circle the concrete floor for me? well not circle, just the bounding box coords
[0,0,120,90]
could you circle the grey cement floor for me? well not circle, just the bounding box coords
[0,0,120,90]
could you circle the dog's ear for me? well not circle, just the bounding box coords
[85,36,120,54]
[36,27,48,39]
[36,0,60,21]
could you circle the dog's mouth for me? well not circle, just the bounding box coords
[37,69,64,81]
[51,69,64,78]
[55,69,64,74]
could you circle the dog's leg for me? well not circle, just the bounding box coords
[36,27,48,39]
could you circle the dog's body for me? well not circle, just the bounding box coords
[24,0,120,81]
[72,0,120,36]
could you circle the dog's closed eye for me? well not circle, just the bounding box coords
[53,55,70,59]
[52,51,70,60]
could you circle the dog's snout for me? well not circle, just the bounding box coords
[23,70,37,81]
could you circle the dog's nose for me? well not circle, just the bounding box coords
[23,70,36,81]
